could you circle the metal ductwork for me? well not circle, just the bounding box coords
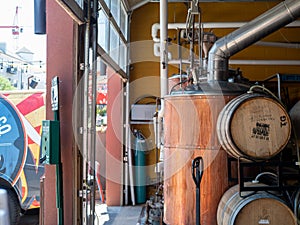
[207,0,300,81]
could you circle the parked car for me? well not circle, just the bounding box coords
[0,90,45,225]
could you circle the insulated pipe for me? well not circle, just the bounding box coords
[207,0,300,81]
[157,0,168,167]
[154,41,300,59]
[151,21,300,43]
[154,42,172,60]
[154,42,300,64]
[168,59,300,66]
[124,83,136,206]
[256,41,300,49]
[160,0,168,97]
[124,66,129,205]
[124,12,135,206]
[229,60,300,65]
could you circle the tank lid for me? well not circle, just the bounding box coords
[170,81,250,96]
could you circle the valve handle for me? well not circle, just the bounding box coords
[192,156,203,188]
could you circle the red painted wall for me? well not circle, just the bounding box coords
[42,165,57,225]
[44,0,75,224]
[105,67,123,205]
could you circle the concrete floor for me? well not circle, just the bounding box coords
[16,202,143,225]
[95,202,143,225]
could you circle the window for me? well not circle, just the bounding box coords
[109,25,119,63]
[120,3,127,37]
[75,0,83,8]
[119,40,127,71]
[111,0,120,26]
[98,10,109,52]
[98,0,128,75]
[104,0,110,9]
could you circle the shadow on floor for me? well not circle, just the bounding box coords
[17,208,39,225]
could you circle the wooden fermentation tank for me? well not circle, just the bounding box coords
[163,82,249,225]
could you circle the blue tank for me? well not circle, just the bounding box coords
[133,130,147,204]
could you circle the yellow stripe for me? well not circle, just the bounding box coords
[4,93,30,105]
[20,171,28,202]
[24,106,46,128]
[28,143,41,167]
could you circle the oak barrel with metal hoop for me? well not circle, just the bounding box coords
[217,183,296,225]
[217,93,291,160]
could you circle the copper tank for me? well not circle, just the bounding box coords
[163,82,249,225]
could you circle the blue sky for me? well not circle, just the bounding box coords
[0,0,46,62]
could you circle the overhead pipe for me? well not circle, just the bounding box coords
[207,0,300,81]
[255,41,300,49]
[151,21,300,43]
[229,60,300,65]
[152,21,300,66]
[153,40,300,60]
[154,42,300,68]
[167,59,300,66]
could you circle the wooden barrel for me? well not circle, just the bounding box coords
[217,93,291,160]
[217,183,296,225]
[163,94,235,225]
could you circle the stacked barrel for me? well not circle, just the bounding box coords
[216,92,296,225]
[217,182,296,225]
[217,93,291,161]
